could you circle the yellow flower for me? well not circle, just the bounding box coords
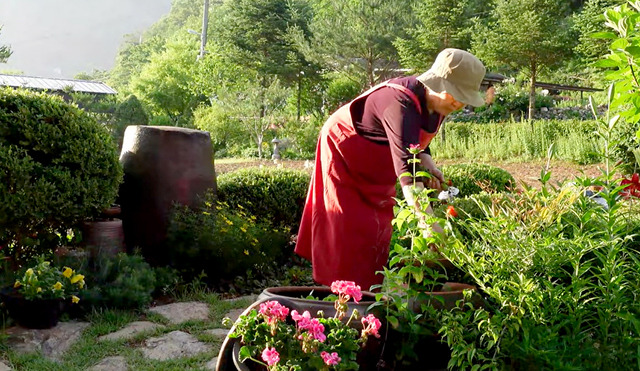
[70,274,84,284]
[37,287,42,293]
[244,249,249,255]
[71,295,80,304]
[78,281,85,289]
[62,267,73,278]
[240,226,247,233]
[225,219,233,225]
[53,281,63,290]
[13,280,21,288]
[25,268,34,276]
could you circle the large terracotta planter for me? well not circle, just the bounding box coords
[119,126,216,265]
[0,287,64,329]
[217,286,386,371]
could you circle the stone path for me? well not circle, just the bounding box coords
[0,295,257,371]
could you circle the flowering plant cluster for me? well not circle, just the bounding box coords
[229,280,381,370]
[620,173,640,198]
[13,258,85,302]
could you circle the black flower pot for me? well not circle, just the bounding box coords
[216,286,386,371]
[0,287,65,329]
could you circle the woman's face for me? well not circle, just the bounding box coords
[429,91,465,116]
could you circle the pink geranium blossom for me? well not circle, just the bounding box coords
[361,314,382,338]
[321,351,341,366]
[292,310,326,342]
[259,301,290,325]
[330,280,362,303]
[261,347,280,366]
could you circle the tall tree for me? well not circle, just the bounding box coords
[472,0,575,119]
[214,0,312,86]
[211,76,291,158]
[292,0,415,87]
[109,35,166,92]
[573,0,626,63]
[130,36,202,126]
[395,0,475,71]
[0,26,12,63]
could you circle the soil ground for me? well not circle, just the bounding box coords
[214,158,603,189]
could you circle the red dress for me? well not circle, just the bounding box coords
[295,81,439,290]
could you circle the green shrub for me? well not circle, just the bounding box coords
[441,163,515,196]
[166,196,290,284]
[216,167,311,230]
[82,253,156,309]
[0,88,122,258]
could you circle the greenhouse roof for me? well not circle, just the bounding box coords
[0,74,117,95]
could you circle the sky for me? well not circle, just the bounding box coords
[0,0,172,79]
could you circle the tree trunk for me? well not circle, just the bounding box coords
[256,122,263,158]
[529,63,537,121]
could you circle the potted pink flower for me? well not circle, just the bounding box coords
[224,280,382,370]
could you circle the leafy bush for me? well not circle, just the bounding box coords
[81,253,156,309]
[324,74,362,113]
[166,196,291,285]
[216,167,311,230]
[0,88,122,258]
[439,180,640,369]
[441,163,515,195]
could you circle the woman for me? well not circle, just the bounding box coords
[296,49,486,290]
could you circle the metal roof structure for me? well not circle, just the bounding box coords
[0,74,117,95]
[482,72,602,93]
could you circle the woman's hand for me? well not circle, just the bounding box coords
[419,153,445,190]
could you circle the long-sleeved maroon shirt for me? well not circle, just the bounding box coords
[350,76,442,186]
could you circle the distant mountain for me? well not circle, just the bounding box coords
[0,0,172,78]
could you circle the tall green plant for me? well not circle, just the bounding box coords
[594,0,640,172]
[435,85,640,369]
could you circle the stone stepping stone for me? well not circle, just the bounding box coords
[148,301,209,324]
[87,356,128,371]
[0,361,12,371]
[205,357,218,370]
[98,321,165,342]
[5,321,90,361]
[141,330,211,361]
[203,328,229,338]
[223,294,257,303]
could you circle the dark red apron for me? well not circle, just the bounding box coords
[295,81,438,290]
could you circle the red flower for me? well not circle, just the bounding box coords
[620,173,640,199]
[446,205,458,218]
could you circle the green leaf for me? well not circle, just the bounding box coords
[625,45,640,58]
[608,83,616,106]
[412,269,424,283]
[593,59,620,68]
[415,171,431,178]
[387,315,399,328]
[398,172,412,179]
[239,346,252,362]
[612,38,630,50]
[590,31,617,39]
[609,114,621,130]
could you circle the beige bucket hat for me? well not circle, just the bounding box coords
[416,48,486,107]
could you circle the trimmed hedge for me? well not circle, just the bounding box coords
[216,167,311,230]
[0,88,122,255]
[442,163,515,196]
